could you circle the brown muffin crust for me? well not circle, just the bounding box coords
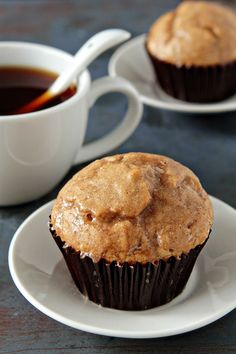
[51,153,213,264]
[146,1,236,67]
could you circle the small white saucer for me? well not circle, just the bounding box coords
[8,197,236,338]
[109,35,236,113]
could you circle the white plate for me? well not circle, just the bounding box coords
[8,196,236,338]
[109,35,236,113]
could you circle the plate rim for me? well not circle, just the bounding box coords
[8,196,236,338]
[108,34,236,113]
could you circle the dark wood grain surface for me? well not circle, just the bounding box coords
[0,1,236,353]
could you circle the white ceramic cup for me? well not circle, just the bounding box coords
[0,42,143,206]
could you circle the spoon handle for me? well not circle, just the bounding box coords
[14,29,131,115]
[50,29,131,94]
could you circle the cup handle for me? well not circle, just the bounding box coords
[73,76,143,165]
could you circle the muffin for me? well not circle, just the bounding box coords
[146,1,236,103]
[50,153,213,310]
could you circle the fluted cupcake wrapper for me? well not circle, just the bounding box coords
[50,225,208,310]
[147,48,236,103]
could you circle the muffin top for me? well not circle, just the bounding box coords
[146,1,236,67]
[51,153,213,264]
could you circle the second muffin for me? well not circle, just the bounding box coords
[50,153,213,310]
[146,1,236,102]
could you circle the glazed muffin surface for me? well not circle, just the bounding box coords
[147,1,236,67]
[51,153,213,264]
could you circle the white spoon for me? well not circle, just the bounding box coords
[15,29,131,114]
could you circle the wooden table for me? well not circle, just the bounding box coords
[0,1,236,353]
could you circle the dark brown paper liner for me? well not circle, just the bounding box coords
[146,48,236,103]
[50,224,208,310]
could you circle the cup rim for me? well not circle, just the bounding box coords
[0,41,91,122]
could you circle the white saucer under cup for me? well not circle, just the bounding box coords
[8,196,236,338]
[109,35,236,114]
